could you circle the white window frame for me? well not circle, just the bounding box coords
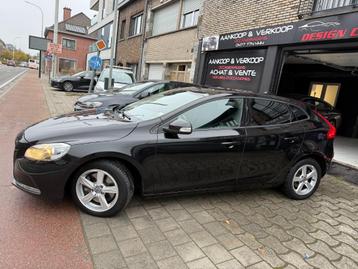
[61,37,76,50]
[181,9,199,29]
[129,13,143,37]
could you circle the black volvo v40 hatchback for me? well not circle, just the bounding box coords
[13,88,335,217]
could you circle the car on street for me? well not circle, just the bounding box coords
[13,88,335,217]
[19,62,28,68]
[74,80,197,112]
[286,94,342,129]
[94,66,135,93]
[6,60,16,67]
[51,71,97,92]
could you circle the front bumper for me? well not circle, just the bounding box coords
[51,80,62,88]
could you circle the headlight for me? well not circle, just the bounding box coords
[24,143,71,161]
[84,101,103,108]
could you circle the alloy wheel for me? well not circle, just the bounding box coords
[63,82,73,91]
[75,169,119,212]
[292,164,318,196]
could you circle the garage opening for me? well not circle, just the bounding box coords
[277,49,358,168]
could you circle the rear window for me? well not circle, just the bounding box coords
[290,105,309,121]
[246,98,291,126]
[99,69,134,84]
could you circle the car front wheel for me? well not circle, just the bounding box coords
[283,158,321,200]
[71,160,134,217]
[63,81,74,92]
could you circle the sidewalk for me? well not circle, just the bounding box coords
[42,76,358,269]
[0,70,92,269]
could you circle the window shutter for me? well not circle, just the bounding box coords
[182,0,203,14]
[152,1,180,35]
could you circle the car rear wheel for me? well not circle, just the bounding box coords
[283,158,321,200]
[71,160,134,217]
[63,81,74,92]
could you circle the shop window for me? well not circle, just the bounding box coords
[59,58,76,74]
[314,0,357,12]
[309,83,340,107]
[120,20,126,39]
[62,38,76,50]
[129,14,143,37]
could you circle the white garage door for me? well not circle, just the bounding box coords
[148,64,164,80]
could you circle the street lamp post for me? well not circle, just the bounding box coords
[24,1,44,78]
[52,0,60,79]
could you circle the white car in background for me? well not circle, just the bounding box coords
[94,66,135,93]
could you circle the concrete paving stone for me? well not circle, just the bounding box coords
[131,215,156,230]
[179,199,204,214]
[282,238,315,257]
[272,207,298,221]
[142,199,162,210]
[337,224,358,239]
[227,211,251,226]
[255,247,286,268]
[213,202,235,213]
[279,252,313,269]
[125,206,148,219]
[206,208,228,221]
[258,235,289,255]
[337,208,358,221]
[333,232,358,247]
[306,254,336,269]
[80,212,107,226]
[315,212,340,226]
[137,226,166,244]
[237,233,263,249]
[192,210,215,224]
[235,204,253,216]
[336,201,357,213]
[286,227,316,244]
[247,213,274,228]
[222,219,245,235]
[187,257,216,269]
[216,259,244,269]
[157,256,188,269]
[203,221,228,237]
[307,240,341,261]
[312,221,340,236]
[112,225,138,242]
[217,233,244,250]
[175,242,205,262]
[333,256,358,269]
[84,222,112,239]
[334,243,358,263]
[189,230,217,248]
[147,240,177,261]
[93,250,126,269]
[297,211,319,224]
[253,205,276,218]
[246,261,272,269]
[265,225,293,242]
[289,218,317,233]
[88,235,118,255]
[202,243,233,264]
[241,223,268,239]
[230,246,262,267]
[118,238,147,258]
[169,209,192,222]
[124,252,158,269]
[179,219,204,234]
[335,215,358,229]
[107,213,132,229]
[165,228,192,246]
[148,208,170,220]
[309,230,339,247]
[269,215,294,230]
[155,217,180,232]
[317,200,339,211]
[160,199,183,210]
[197,198,216,210]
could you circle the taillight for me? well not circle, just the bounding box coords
[315,111,336,140]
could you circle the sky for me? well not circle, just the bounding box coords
[0,0,95,55]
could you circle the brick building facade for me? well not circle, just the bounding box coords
[45,8,97,75]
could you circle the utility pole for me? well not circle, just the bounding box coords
[51,0,59,79]
[108,0,120,93]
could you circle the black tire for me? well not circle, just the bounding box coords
[71,160,134,217]
[63,81,74,92]
[282,158,321,200]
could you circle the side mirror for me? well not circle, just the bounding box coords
[163,118,192,135]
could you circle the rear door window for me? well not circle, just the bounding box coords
[245,98,291,126]
[290,105,309,121]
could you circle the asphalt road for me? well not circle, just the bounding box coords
[0,65,28,92]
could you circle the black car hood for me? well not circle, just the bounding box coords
[23,111,137,145]
[78,93,138,107]
[55,75,77,82]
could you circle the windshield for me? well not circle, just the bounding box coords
[118,82,156,95]
[72,71,86,77]
[119,91,208,121]
[99,69,134,84]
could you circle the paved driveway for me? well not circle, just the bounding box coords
[42,81,358,269]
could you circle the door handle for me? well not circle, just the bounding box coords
[283,137,299,144]
[221,141,239,149]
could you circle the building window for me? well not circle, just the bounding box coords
[314,0,357,12]
[181,9,199,28]
[129,14,143,36]
[120,20,126,39]
[59,58,76,74]
[152,1,180,36]
[62,38,76,50]
[100,23,113,48]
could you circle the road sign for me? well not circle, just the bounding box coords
[47,43,62,55]
[29,36,50,51]
[96,39,106,51]
[89,55,102,70]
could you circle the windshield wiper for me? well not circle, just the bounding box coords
[120,111,131,121]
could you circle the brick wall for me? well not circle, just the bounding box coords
[116,0,145,66]
[199,0,301,38]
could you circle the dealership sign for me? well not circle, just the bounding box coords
[202,13,358,51]
[203,49,266,91]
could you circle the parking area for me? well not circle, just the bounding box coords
[40,80,358,269]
